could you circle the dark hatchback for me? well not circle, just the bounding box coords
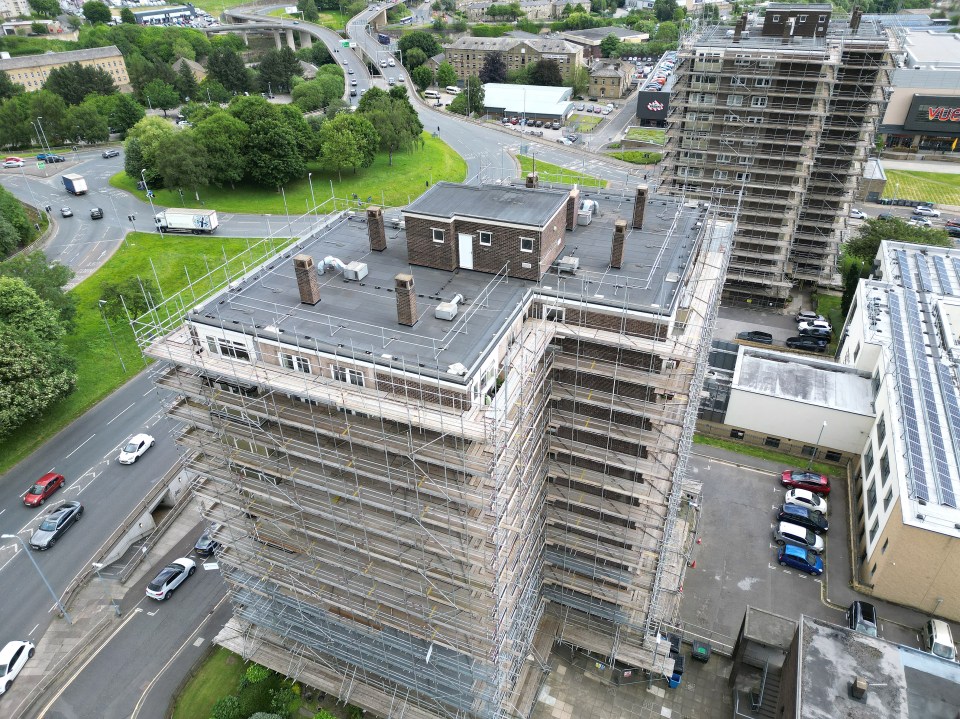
[194,525,221,556]
[736,330,773,345]
[777,503,828,534]
[786,336,827,352]
[847,601,878,637]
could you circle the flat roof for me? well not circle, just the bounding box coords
[735,349,874,415]
[798,615,960,719]
[902,30,960,69]
[184,185,714,383]
[691,16,889,49]
[0,45,123,71]
[480,83,572,116]
[405,182,568,226]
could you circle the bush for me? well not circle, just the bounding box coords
[210,695,242,719]
[245,663,272,684]
[609,150,662,165]
[346,706,364,719]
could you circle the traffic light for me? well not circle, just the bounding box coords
[128,214,136,222]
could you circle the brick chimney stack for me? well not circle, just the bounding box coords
[293,254,321,305]
[632,185,648,229]
[850,7,862,31]
[610,220,627,270]
[367,206,387,252]
[526,172,539,189]
[395,273,417,326]
[566,187,580,230]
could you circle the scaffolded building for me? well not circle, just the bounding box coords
[139,180,733,718]
[661,4,893,305]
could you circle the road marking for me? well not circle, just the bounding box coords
[143,388,153,397]
[28,623,39,637]
[106,402,135,425]
[0,508,4,517]
[65,434,96,459]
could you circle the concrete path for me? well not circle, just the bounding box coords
[880,158,960,173]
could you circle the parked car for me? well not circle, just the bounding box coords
[877,212,896,220]
[551,121,561,130]
[947,226,960,239]
[913,206,940,217]
[773,521,825,554]
[118,433,155,464]
[146,557,196,600]
[781,469,831,494]
[908,218,933,229]
[785,488,828,514]
[795,310,826,324]
[194,525,222,556]
[849,209,867,220]
[847,601,878,637]
[60,207,73,218]
[575,103,585,111]
[556,137,572,145]
[23,472,65,507]
[777,504,828,534]
[786,336,827,352]
[921,618,956,661]
[3,159,24,168]
[798,326,832,340]
[0,641,34,695]
[777,544,823,576]
[798,319,831,333]
[102,148,120,158]
[29,501,83,550]
[90,207,104,220]
[736,330,773,345]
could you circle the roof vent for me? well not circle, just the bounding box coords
[343,261,369,281]
[447,362,468,376]
[557,256,580,273]
[435,294,464,321]
[849,676,867,701]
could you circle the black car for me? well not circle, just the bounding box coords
[193,525,221,556]
[777,504,828,534]
[798,326,832,340]
[45,154,65,163]
[847,601,878,637]
[786,336,827,352]
[29,501,83,550]
[90,207,104,220]
[877,212,896,220]
[736,330,773,345]
[947,226,960,238]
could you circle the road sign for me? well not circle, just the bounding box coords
[36,161,45,169]
[341,40,350,47]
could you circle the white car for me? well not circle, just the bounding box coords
[913,206,940,217]
[0,641,34,695]
[785,488,828,515]
[118,433,155,464]
[798,320,831,333]
[795,310,826,324]
[849,209,867,220]
[145,557,196,600]
[3,159,24,168]
[908,218,933,229]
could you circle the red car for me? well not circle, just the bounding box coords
[23,473,65,507]
[781,470,830,495]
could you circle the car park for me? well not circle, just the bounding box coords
[194,525,222,556]
[736,330,773,344]
[849,209,867,219]
[795,310,826,324]
[118,433,155,464]
[60,207,73,218]
[90,207,104,220]
[913,206,940,217]
[785,488,828,514]
[847,601,878,637]
[921,618,956,661]
[3,159,24,168]
[777,544,823,575]
[23,473,65,507]
[29,501,83,550]
[0,641,34,695]
[781,469,830,494]
[786,336,827,352]
[777,504,828,534]
[146,557,196,600]
[773,521,825,554]
[102,148,120,158]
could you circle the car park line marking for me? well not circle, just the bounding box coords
[27,623,39,637]
[107,402,135,425]
[65,433,96,459]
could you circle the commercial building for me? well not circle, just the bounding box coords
[587,61,632,100]
[661,5,893,305]
[0,45,130,91]
[482,82,572,120]
[444,36,583,81]
[139,181,732,718]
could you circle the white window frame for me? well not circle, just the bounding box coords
[736,172,751,182]
[213,339,250,362]
[798,14,807,21]
[747,116,764,124]
[717,153,732,163]
[519,236,534,253]
[755,77,771,87]
[478,230,492,246]
[281,353,312,374]
[332,365,364,387]
[751,96,767,108]
[432,228,445,243]
[738,156,753,165]
[726,94,744,107]
[713,170,729,180]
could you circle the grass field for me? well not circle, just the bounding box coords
[609,151,662,165]
[267,8,349,29]
[517,155,607,188]
[109,133,465,215]
[567,114,602,132]
[883,170,960,206]
[172,648,248,719]
[693,434,837,478]
[625,128,666,145]
[0,233,288,474]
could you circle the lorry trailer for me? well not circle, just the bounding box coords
[154,208,219,234]
[62,174,87,195]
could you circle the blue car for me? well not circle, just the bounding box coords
[777,544,823,576]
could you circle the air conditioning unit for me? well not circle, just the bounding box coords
[343,261,368,281]
[435,294,464,321]
[558,256,580,273]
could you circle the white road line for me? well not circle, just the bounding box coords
[65,434,96,459]
[27,623,39,636]
[106,402,135,425]
[0,508,4,517]
[143,389,153,397]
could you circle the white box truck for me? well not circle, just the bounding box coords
[62,174,87,195]
[154,208,219,234]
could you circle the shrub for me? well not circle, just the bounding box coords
[210,695,242,719]
[245,663,272,684]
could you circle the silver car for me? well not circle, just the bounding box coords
[29,501,83,550]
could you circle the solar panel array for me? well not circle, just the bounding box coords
[934,256,954,296]
[904,286,956,508]
[915,255,934,293]
[953,257,960,287]
[936,362,960,508]
[896,249,913,289]
[887,292,931,503]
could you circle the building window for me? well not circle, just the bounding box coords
[801,445,817,458]
[824,450,842,463]
[881,538,888,554]
[872,370,881,397]
[432,228,445,243]
[713,170,729,180]
[332,366,364,387]
[520,236,534,253]
[726,94,744,107]
[280,353,311,374]
[819,14,827,21]
[212,339,250,362]
[764,436,780,448]
[876,415,886,444]
[738,156,753,165]
[880,451,890,484]
[866,482,877,515]
[747,116,764,124]
[751,96,767,108]
[478,230,492,246]
[863,445,874,475]
[871,562,877,575]
[755,78,771,87]
[772,14,780,21]
[716,153,732,163]
[730,429,745,439]
[799,14,807,21]
[736,172,751,182]
[869,519,879,543]
[883,488,893,511]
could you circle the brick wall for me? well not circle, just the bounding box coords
[405,216,457,270]
[552,337,665,371]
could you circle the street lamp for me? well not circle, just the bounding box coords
[1,534,73,625]
[36,116,53,156]
[807,421,827,470]
[307,172,316,217]
[98,300,127,372]
[141,169,162,237]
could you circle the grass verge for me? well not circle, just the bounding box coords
[693,434,837,478]
[0,232,287,474]
[883,170,960,206]
[517,155,607,188]
[815,293,843,353]
[172,647,247,719]
[109,132,465,214]
[609,151,662,165]
[625,128,666,144]
[567,114,602,132]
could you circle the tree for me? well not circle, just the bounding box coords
[297,0,319,21]
[31,22,47,35]
[82,0,112,24]
[0,216,21,259]
[28,0,60,16]
[436,62,457,88]
[449,76,483,116]
[124,116,176,184]
[208,47,250,94]
[120,7,136,23]
[357,90,422,165]
[44,62,116,105]
[652,0,676,21]
[0,72,22,102]
[529,59,564,86]
[654,21,679,42]
[210,696,242,719]
[194,111,248,188]
[98,276,159,322]
[404,47,428,71]
[479,53,507,84]
[0,252,76,329]
[566,64,589,97]
[412,65,434,91]
[258,48,303,94]
[174,62,199,102]
[840,263,863,318]
[599,33,622,58]
[845,217,951,262]
[110,93,147,133]
[67,102,110,144]
[319,115,364,180]
[0,187,32,247]
[155,133,209,197]
[199,78,233,104]
[0,277,77,440]
[142,78,179,117]
[397,30,442,59]
[245,117,306,188]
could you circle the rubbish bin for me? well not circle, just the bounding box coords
[691,640,711,663]
[667,673,682,688]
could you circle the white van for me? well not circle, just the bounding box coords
[446,86,461,95]
[922,619,957,662]
[424,90,441,99]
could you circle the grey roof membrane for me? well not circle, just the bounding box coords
[405,182,569,226]
[190,186,708,383]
